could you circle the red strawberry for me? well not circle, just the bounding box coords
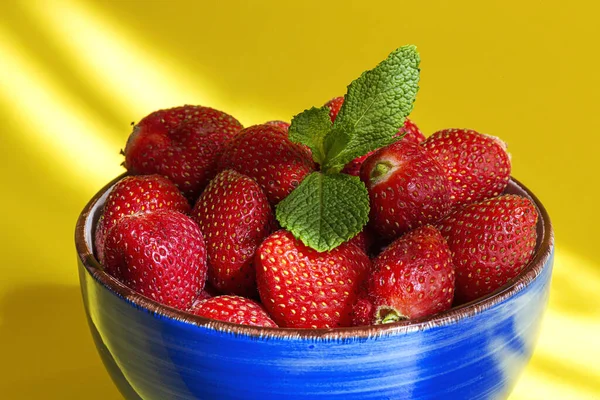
[352,298,374,326]
[437,194,538,304]
[324,96,345,122]
[363,225,455,323]
[347,231,369,254]
[189,295,278,327]
[346,228,377,255]
[193,291,213,303]
[103,209,207,311]
[367,236,394,260]
[398,118,426,145]
[360,141,452,240]
[351,288,374,327]
[189,283,220,311]
[123,105,244,201]
[264,120,290,132]
[265,121,314,162]
[217,124,315,204]
[191,292,212,307]
[325,96,425,176]
[192,169,273,297]
[255,230,372,328]
[421,128,511,207]
[94,175,190,265]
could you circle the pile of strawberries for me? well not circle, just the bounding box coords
[95,98,538,329]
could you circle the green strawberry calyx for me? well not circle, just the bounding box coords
[276,45,421,252]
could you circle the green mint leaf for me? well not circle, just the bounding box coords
[323,45,420,172]
[276,172,370,252]
[288,106,332,164]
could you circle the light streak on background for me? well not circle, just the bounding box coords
[0,25,123,192]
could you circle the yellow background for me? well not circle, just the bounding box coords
[1,0,598,398]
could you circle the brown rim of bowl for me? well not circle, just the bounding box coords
[75,174,554,339]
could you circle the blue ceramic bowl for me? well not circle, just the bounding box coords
[75,176,554,400]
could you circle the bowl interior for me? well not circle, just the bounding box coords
[75,175,553,339]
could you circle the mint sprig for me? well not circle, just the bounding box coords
[276,45,420,252]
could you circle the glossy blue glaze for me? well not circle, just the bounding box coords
[77,179,553,400]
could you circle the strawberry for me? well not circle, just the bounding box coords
[255,230,371,328]
[351,296,374,327]
[347,231,369,254]
[189,285,219,310]
[360,141,452,240]
[189,295,278,327]
[324,96,345,122]
[437,194,538,304]
[362,225,455,324]
[324,96,425,176]
[123,105,244,201]
[421,128,511,207]
[398,118,426,145]
[94,175,190,265]
[192,169,274,297]
[265,121,314,162]
[346,228,377,255]
[188,291,213,313]
[265,120,290,132]
[217,124,315,204]
[351,285,374,327]
[367,236,394,260]
[103,209,207,311]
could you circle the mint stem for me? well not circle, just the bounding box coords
[277,45,420,251]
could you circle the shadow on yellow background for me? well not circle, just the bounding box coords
[1,0,598,399]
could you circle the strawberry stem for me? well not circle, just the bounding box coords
[376,306,408,324]
[370,162,392,181]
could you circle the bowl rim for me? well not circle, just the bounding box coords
[75,174,554,339]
